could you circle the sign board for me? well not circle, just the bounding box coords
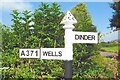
[41,48,68,60]
[19,49,40,58]
[72,31,98,43]
[19,48,71,60]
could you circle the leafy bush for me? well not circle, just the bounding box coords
[1,2,116,79]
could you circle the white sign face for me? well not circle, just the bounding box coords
[19,48,72,60]
[72,32,98,43]
[40,48,69,60]
[19,49,40,58]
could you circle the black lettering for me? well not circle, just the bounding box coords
[84,35,88,40]
[35,51,38,56]
[75,34,95,40]
[26,50,29,56]
[54,51,58,56]
[58,51,62,57]
[87,35,91,40]
[75,35,79,40]
[92,35,95,40]
[43,51,63,57]
[79,35,83,40]
[30,50,34,56]
[48,51,53,56]
[79,35,87,40]
[43,51,48,56]
[21,51,25,56]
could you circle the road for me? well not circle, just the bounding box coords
[100,51,118,58]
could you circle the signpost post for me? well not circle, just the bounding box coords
[60,11,77,79]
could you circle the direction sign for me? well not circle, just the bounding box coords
[19,49,40,58]
[41,48,69,60]
[19,48,72,60]
[72,31,98,43]
[19,11,98,62]
[18,10,98,79]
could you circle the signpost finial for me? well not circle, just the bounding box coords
[60,11,77,29]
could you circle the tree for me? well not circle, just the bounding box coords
[2,2,64,79]
[110,2,120,79]
[71,3,97,78]
[0,22,2,50]
[71,3,113,79]
[71,3,96,32]
[109,1,120,31]
[11,10,36,48]
[33,2,64,78]
[34,2,64,48]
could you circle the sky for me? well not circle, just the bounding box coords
[0,0,118,42]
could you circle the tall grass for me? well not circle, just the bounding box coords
[100,42,118,53]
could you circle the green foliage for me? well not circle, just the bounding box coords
[71,3,96,32]
[90,55,116,78]
[1,2,115,79]
[2,2,64,79]
[33,2,64,78]
[109,1,120,31]
[0,23,2,49]
[100,42,118,53]
[71,2,114,79]
[34,2,64,48]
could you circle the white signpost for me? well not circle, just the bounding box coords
[60,10,78,79]
[19,11,98,60]
[19,10,98,79]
